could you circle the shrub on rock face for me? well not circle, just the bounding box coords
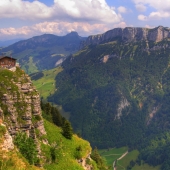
[62,120,73,139]
[14,132,38,165]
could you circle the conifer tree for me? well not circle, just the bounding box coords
[91,147,108,170]
[62,120,73,139]
[52,107,62,127]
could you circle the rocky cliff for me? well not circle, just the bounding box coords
[81,26,170,48]
[0,67,46,159]
[0,67,97,170]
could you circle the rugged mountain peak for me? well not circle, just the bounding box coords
[81,26,170,48]
[66,31,79,37]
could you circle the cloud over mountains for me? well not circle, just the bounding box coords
[1,0,170,40]
[133,0,170,21]
[0,0,125,39]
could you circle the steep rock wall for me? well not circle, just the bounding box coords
[81,26,170,48]
[0,68,46,155]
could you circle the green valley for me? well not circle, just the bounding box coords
[99,147,161,170]
[47,26,170,169]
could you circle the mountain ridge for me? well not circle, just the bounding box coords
[2,32,86,74]
[80,26,170,48]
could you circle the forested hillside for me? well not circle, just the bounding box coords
[48,30,170,169]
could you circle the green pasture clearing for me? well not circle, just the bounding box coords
[32,67,63,99]
[117,150,139,170]
[22,56,39,74]
[99,148,160,170]
[116,150,160,170]
[99,147,128,168]
[99,147,128,156]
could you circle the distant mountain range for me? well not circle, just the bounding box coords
[0,38,24,47]
[2,32,86,74]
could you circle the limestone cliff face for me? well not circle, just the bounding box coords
[1,123,14,151]
[115,97,130,120]
[0,68,46,152]
[81,26,170,48]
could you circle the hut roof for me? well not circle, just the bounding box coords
[0,56,17,60]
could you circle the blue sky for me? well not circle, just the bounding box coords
[0,0,170,40]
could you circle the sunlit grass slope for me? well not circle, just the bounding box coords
[42,119,94,170]
[22,56,39,74]
[32,67,63,100]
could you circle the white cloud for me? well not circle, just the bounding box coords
[135,4,146,12]
[138,15,148,21]
[0,26,31,36]
[0,0,121,24]
[0,21,113,40]
[117,6,128,13]
[0,0,52,20]
[145,25,154,28]
[113,22,127,28]
[133,0,170,11]
[133,0,170,20]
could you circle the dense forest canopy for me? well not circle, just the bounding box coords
[48,38,170,169]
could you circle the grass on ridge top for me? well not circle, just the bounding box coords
[32,67,63,100]
[42,119,92,170]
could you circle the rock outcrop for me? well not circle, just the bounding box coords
[81,26,170,48]
[0,68,46,156]
[115,97,130,120]
[2,130,14,151]
[78,152,92,170]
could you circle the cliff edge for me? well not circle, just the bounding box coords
[81,26,170,48]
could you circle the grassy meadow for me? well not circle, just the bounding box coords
[42,119,95,170]
[99,147,128,169]
[32,67,63,100]
[99,147,161,170]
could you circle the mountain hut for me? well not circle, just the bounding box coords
[0,56,17,68]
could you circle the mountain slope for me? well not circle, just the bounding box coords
[47,27,170,169]
[0,67,99,170]
[49,26,170,150]
[2,32,86,74]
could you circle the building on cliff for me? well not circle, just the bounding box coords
[0,56,17,68]
[0,55,19,71]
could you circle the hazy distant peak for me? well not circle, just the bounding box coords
[66,31,79,37]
